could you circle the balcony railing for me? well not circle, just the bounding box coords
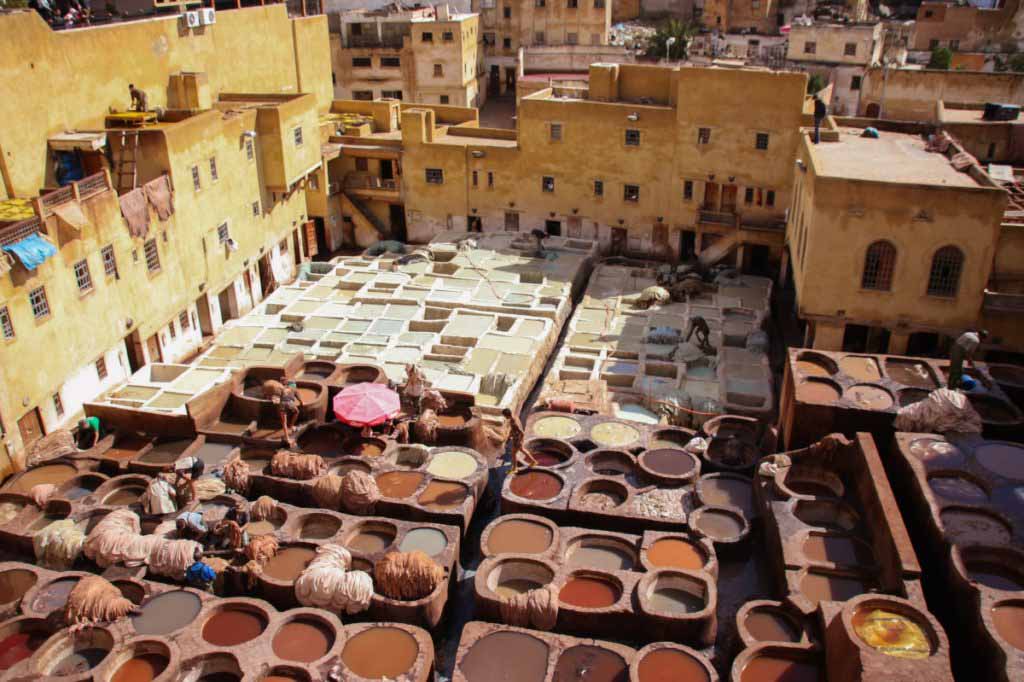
[0,172,113,248]
[984,289,1024,314]
[344,176,400,193]
[698,209,739,227]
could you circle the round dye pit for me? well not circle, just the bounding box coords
[645,574,706,615]
[346,525,396,554]
[692,508,744,541]
[648,429,693,450]
[341,627,419,679]
[110,653,169,682]
[426,451,478,479]
[697,475,754,517]
[559,575,622,608]
[744,608,801,643]
[263,547,317,581]
[740,656,822,682]
[970,396,1019,424]
[459,631,548,682]
[851,606,932,659]
[553,645,628,682]
[794,353,836,378]
[417,481,469,510]
[31,578,79,613]
[49,646,109,676]
[202,608,266,646]
[640,449,697,478]
[940,508,1012,546]
[590,422,640,448]
[490,560,554,598]
[264,671,309,682]
[272,619,334,662]
[967,561,1024,591]
[132,590,202,635]
[61,476,103,500]
[796,379,840,403]
[299,514,341,540]
[898,388,930,407]
[907,438,965,467]
[4,463,77,494]
[247,520,278,535]
[646,538,706,571]
[637,648,710,682]
[567,537,636,571]
[298,429,345,457]
[531,416,582,439]
[138,440,192,464]
[844,384,894,410]
[0,569,37,603]
[706,439,759,471]
[577,480,628,511]
[436,411,470,429]
[975,443,1024,480]
[103,434,151,460]
[113,581,144,605]
[928,473,988,504]
[992,602,1024,651]
[523,440,573,467]
[587,451,637,478]
[802,534,873,566]
[798,572,872,606]
[104,486,146,506]
[399,527,448,556]
[393,446,429,468]
[0,623,49,671]
[839,355,881,381]
[785,469,843,499]
[345,438,384,458]
[486,518,554,555]
[375,471,425,499]
[509,471,563,500]
[0,501,24,525]
[885,360,937,389]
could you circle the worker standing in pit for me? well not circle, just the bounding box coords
[948,329,988,390]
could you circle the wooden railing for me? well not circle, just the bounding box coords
[344,175,400,193]
[38,171,113,219]
[698,209,739,227]
[984,289,1024,314]
[0,216,45,248]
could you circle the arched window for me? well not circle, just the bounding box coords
[861,240,896,291]
[927,246,964,297]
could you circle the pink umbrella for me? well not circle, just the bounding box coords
[332,383,401,427]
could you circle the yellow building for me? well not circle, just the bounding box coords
[330,4,486,107]
[785,22,883,116]
[788,119,1014,356]
[701,0,777,33]
[0,6,331,466]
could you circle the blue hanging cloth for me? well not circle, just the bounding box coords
[2,233,57,271]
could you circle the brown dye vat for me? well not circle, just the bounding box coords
[198,673,240,681]
[0,569,37,603]
[992,602,1024,650]
[795,360,832,378]
[202,608,266,646]
[375,471,425,499]
[509,471,563,500]
[104,434,152,459]
[899,389,929,407]
[139,440,192,464]
[851,607,932,659]
[802,535,873,566]
[104,486,145,505]
[940,508,1012,545]
[637,648,710,682]
[295,387,319,405]
[31,578,78,612]
[399,527,448,556]
[4,463,77,493]
[110,654,169,682]
[459,630,549,681]
[928,474,988,504]
[525,444,571,467]
[885,360,938,389]
[132,590,203,635]
[740,656,822,682]
[265,675,306,682]
[495,578,544,598]
[51,647,109,675]
[487,519,554,554]
[347,527,396,554]
[437,413,468,428]
[975,443,1024,480]
[839,355,881,381]
[844,384,893,410]
[641,449,696,477]
[114,581,144,605]
[194,442,236,470]
[646,539,705,570]
[299,515,341,540]
[62,476,103,500]
[247,520,277,535]
[796,380,840,403]
[264,547,317,581]
[648,587,704,614]
[298,429,343,457]
[698,475,754,516]
[798,572,871,605]
[559,575,621,608]
[568,540,635,571]
[347,438,385,458]
[418,480,468,510]
[968,562,1024,591]
[341,627,419,679]
[970,396,1018,423]
[787,479,839,499]
[693,509,743,540]
[351,558,374,573]
[744,609,800,642]
[553,645,628,682]
[650,430,692,450]
[272,619,333,662]
[0,633,46,670]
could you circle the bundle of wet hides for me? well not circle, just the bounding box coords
[30,483,56,508]
[374,550,444,601]
[893,388,982,435]
[295,544,374,614]
[222,454,250,493]
[26,429,77,467]
[250,495,279,521]
[339,470,380,514]
[84,509,155,568]
[246,534,279,564]
[413,409,439,444]
[193,477,226,501]
[33,518,86,570]
[148,538,201,579]
[270,450,326,480]
[311,474,343,510]
[64,575,135,626]
[499,583,558,631]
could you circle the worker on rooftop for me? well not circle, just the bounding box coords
[948,329,988,390]
[813,95,827,145]
[129,84,148,113]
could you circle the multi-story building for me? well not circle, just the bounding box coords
[0,6,330,467]
[785,21,884,116]
[858,67,1024,119]
[911,0,1024,55]
[329,4,487,107]
[701,0,777,33]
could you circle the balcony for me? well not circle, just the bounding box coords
[984,289,1024,314]
[698,209,739,227]
[343,174,401,202]
[0,172,113,248]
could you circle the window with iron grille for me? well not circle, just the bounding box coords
[426,168,444,184]
[217,222,230,244]
[191,165,201,191]
[755,132,769,150]
[252,201,260,217]
[851,75,862,91]
[625,129,640,146]
[96,356,108,380]
[29,286,50,320]
[844,42,857,56]
[503,6,511,17]
[353,90,373,101]
[245,138,255,161]
[594,179,604,197]
[861,241,896,291]
[168,320,176,340]
[381,90,403,100]
[542,176,555,193]
[442,31,454,41]
[433,64,444,77]
[472,170,479,187]
[549,122,562,141]
[53,393,64,418]
[355,158,369,172]
[381,56,401,67]
[683,180,693,200]
[488,172,494,188]
[74,259,93,293]
[0,306,14,340]
[422,31,433,42]
[535,31,545,45]
[766,190,775,207]
[209,157,218,182]
[144,239,161,273]
[567,0,578,7]
[180,311,190,331]
[594,0,604,7]
[927,246,963,297]
[804,41,816,54]
[624,184,640,202]
[440,95,450,104]
[744,188,754,204]
[697,127,711,144]
[101,244,117,277]
[567,32,577,45]
[504,212,519,231]
[293,127,304,147]
[352,57,372,67]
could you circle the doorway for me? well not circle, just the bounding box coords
[145,333,162,364]
[680,230,696,259]
[611,227,627,255]
[703,182,719,210]
[748,244,772,276]
[218,286,236,323]
[258,254,274,298]
[467,216,482,232]
[865,103,880,118]
[489,65,500,96]
[17,409,45,449]
[380,160,394,181]
[545,219,561,236]
[505,67,516,92]
[313,219,329,258]
[389,205,407,242]
[720,185,737,212]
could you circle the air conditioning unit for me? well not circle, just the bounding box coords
[184,10,200,28]
[200,8,215,25]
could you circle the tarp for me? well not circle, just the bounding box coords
[119,188,150,238]
[53,201,87,231]
[2,233,57,271]
[144,175,174,221]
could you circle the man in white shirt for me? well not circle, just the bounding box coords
[948,329,987,390]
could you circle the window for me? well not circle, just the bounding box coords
[180,311,190,331]
[924,9,933,17]
[440,95,450,104]
[209,157,218,182]
[472,170,479,187]
[245,138,255,161]
[29,286,50,320]
[381,56,400,67]
[309,174,319,191]
[422,31,433,42]
[535,31,545,45]
[217,222,230,244]
[168,321,176,340]
[568,0,578,7]
[766,190,775,207]
[191,165,201,191]
[536,0,545,6]
[755,132,769,150]
[144,239,161,273]
[442,31,454,41]
[101,245,117,277]
[927,246,964,297]
[503,6,511,17]
[697,127,711,144]
[53,393,64,419]
[74,259,93,293]
[0,305,14,339]
[252,201,260,217]
[355,158,369,172]
[542,176,555,193]
[505,212,519,231]
[484,32,495,46]
[844,42,857,56]
[352,56,372,67]
[503,37,512,49]
[550,123,562,141]
[353,90,373,101]
[381,90,403,100]
[624,184,640,202]
[567,32,578,45]
[594,0,604,7]
[851,75,862,91]
[351,22,363,35]
[594,179,604,197]
[683,180,693,200]
[488,171,494,188]
[434,63,444,77]
[929,39,939,50]
[803,41,816,54]
[861,240,896,291]
[96,356,108,380]
[625,129,641,146]
[426,168,444,184]
[744,188,754,205]
[293,127,304,147]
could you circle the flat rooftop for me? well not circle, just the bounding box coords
[809,128,983,189]
[940,107,1024,124]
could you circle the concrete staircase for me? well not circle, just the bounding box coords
[342,191,386,246]
[697,231,739,268]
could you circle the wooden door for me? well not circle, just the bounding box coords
[611,227,627,255]
[721,185,738,212]
[702,182,719,210]
[652,223,669,253]
[145,333,162,364]
[18,409,44,448]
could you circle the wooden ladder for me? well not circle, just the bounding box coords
[115,130,140,194]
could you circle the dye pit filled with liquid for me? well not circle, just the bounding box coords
[272,620,333,662]
[110,653,169,682]
[202,609,265,646]
[486,519,554,555]
[263,547,317,581]
[637,648,710,682]
[341,627,419,679]
[131,590,202,635]
[553,645,629,682]
[559,576,621,608]
[459,631,549,682]
[646,538,705,570]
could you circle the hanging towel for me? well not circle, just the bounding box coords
[2,233,57,271]
[52,200,87,231]
[144,175,175,221]
[119,187,150,238]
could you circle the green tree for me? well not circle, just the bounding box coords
[928,47,953,70]
[807,74,826,94]
[645,20,698,61]
[1009,53,1024,72]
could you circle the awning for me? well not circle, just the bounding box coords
[48,131,107,152]
[52,201,87,231]
[2,233,57,271]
